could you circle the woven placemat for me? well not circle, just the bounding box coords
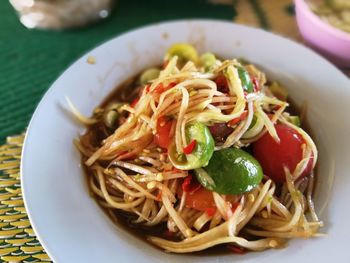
[0,134,50,262]
[0,0,348,262]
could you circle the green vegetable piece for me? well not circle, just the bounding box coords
[200,53,216,71]
[248,114,257,130]
[196,148,263,195]
[139,68,160,84]
[166,43,199,65]
[242,114,264,139]
[194,168,216,190]
[104,110,119,129]
[237,66,254,93]
[269,81,288,101]
[169,122,214,170]
[103,102,124,129]
[289,116,301,127]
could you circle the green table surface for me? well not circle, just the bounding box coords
[0,0,234,144]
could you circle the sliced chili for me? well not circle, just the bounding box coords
[252,77,260,92]
[227,245,245,254]
[145,84,151,93]
[183,139,197,154]
[156,190,162,201]
[130,97,139,108]
[154,82,177,94]
[228,111,248,126]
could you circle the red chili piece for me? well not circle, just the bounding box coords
[228,111,248,126]
[156,190,162,201]
[253,77,260,92]
[274,105,282,111]
[145,85,151,93]
[154,82,177,94]
[154,83,165,93]
[130,97,139,108]
[227,245,245,254]
[183,139,197,154]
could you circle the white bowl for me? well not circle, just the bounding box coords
[21,20,350,263]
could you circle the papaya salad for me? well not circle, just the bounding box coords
[74,43,323,254]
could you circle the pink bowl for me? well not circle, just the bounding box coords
[294,0,350,67]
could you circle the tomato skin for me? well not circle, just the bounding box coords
[185,187,216,211]
[184,188,238,212]
[182,176,214,211]
[154,116,173,149]
[183,176,238,213]
[252,124,313,183]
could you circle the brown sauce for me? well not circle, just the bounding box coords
[100,75,141,108]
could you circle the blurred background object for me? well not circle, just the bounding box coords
[307,0,350,33]
[9,0,114,29]
[210,0,301,40]
[295,0,350,67]
[233,0,301,40]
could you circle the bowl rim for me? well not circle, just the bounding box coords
[294,0,350,41]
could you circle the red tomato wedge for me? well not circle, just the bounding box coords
[182,176,238,214]
[252,124,313,183]
[154,116,173,149]
[185,187,216,212]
